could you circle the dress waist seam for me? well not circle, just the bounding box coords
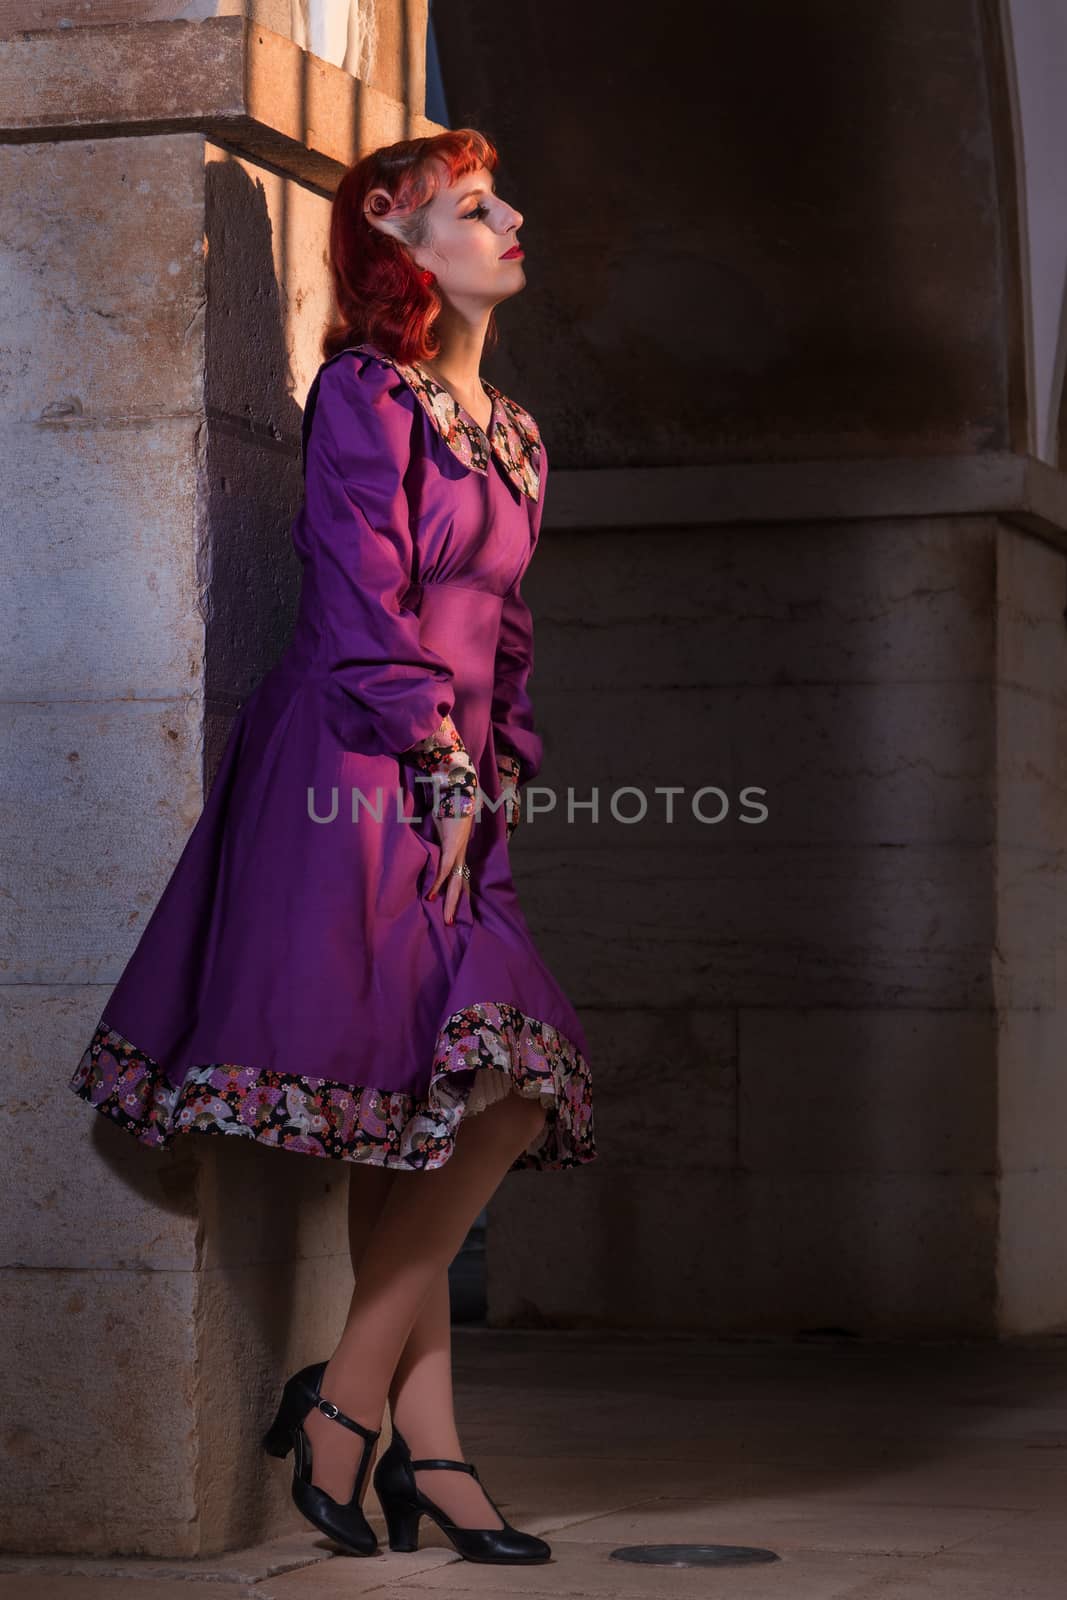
[404,580,507,602]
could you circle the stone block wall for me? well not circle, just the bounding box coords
[489,503,1067,1338]
[0,11,439,1556]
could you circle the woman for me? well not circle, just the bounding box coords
[68,128,596,1563]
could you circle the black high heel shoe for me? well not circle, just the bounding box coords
[373,1421,551,1564]
[262,1361,381,1557]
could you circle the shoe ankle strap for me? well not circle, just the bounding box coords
[409,1456,478,1477]
[315,1397,380,1443]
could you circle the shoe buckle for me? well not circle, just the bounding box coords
[317,1400,340,1419]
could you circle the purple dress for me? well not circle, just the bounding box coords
[69,344,597,1172]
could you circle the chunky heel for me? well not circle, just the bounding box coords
[373,1423,551,1564]
[261,1361,327,1459]
[262,1415,294,1459]
[263,1361,381,1557]
[381,1495,422,1553]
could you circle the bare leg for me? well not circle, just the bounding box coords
[386,1266,505,1528]
[344,1164,507,1527]
[301,1161,396,1502]
[302,1089,546,1509]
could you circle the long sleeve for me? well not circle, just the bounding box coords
[491,574,544,786]
[300,352,460,759]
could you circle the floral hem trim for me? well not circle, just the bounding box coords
[68,1002,596,1172]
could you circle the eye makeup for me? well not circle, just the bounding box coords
[455,182,497,207]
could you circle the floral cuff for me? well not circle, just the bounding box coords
[496,747,523,839]
[406,715,479,820]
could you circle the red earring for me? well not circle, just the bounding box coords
[420,268,436,287]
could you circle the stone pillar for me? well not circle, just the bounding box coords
[0,7,438,1557]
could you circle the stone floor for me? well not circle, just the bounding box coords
[3,1326,1067,1598]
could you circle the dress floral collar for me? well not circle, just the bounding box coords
[350,343,542,502]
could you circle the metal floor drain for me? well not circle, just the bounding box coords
[610,1543,781,1567]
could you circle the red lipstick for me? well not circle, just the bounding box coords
[499,244,524,260]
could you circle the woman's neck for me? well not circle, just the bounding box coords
[421,305,490,394]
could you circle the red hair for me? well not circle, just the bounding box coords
[323,128,501,365]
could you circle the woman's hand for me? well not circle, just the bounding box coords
[426,810,474,923]
[407,715,478,923]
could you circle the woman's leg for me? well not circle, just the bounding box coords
[345,1168,507,1528]
[302,1089,546,1508]
[308,1161,396,1502]
[386,1266,505,1528]
[346,1162,398,1268]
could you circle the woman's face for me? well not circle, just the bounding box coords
[384,161,526,310]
